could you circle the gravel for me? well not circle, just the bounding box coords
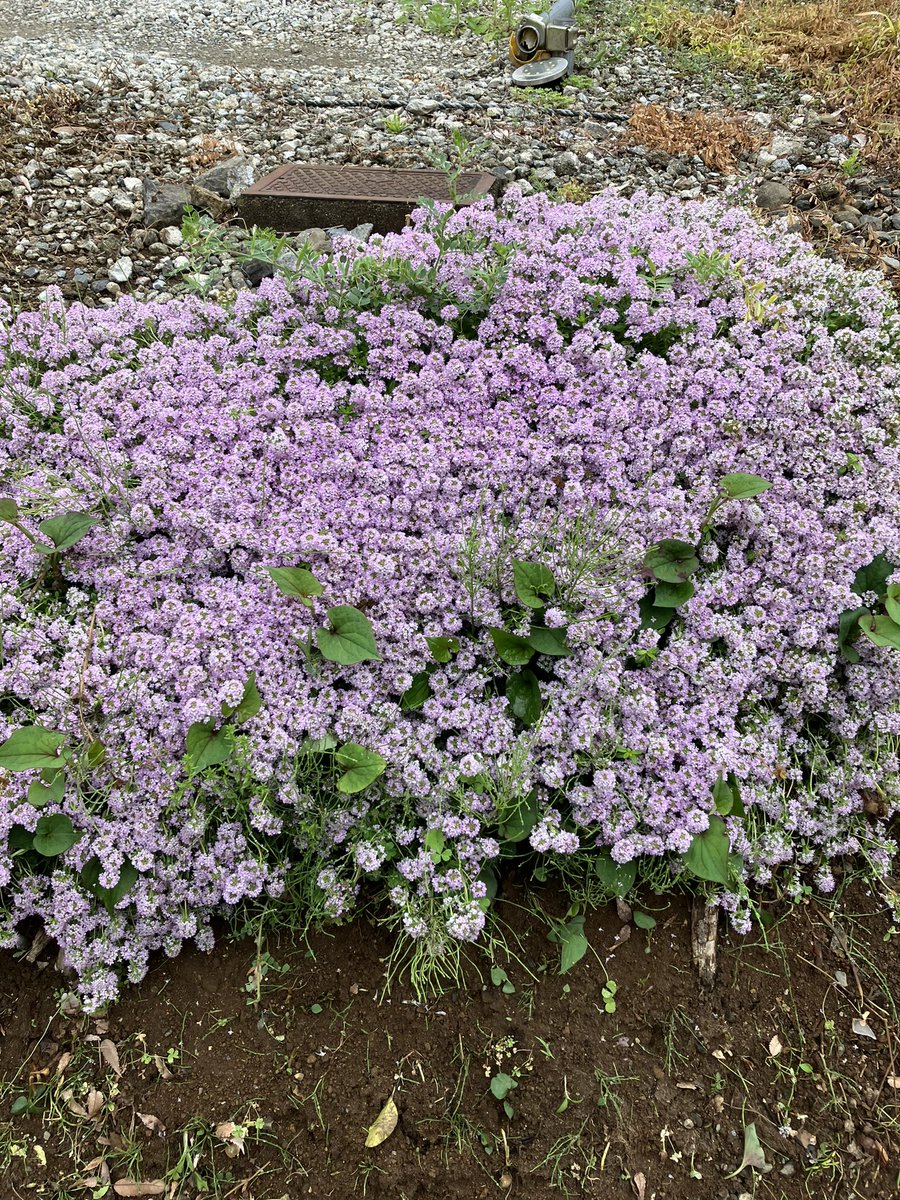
[0,0,898,305]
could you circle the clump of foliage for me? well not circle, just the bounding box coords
[0,188,898,1007]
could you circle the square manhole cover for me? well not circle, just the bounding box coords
[238,164,498,235]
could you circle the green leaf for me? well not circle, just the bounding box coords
[885,583,900,625]
[0,497,19,522]
[490,1073,517,1100]
[683,817,731,886]
[852,553,894,598]
[27,773,65,808]
[426,636,459,663]
[317,606,380,664]
[500,791,539,843]
[506,669,542,726]
[81,857,139,913]
[713,775,735,816]
[266,566,323,607]
[633,911,656,930]
[653,580,695,608]
[644,539,700,584]
[0,727,67,772]
[401,670,432,711]
[424,828,446,859]
[230,672,263,722]
[838,605,868,662]
[37,512,99,553]
[335,743,386,793]
[720,473,772,500]
[33,813,82,857]
[594,852,636,898]
[638,592,676,633]
[186,721,234,771]
[858,613,900,649]
[299,732,338,754]
[558,915,589,974]
[527,625,571,657]
[512,559,556,609]
[489,628,534,666]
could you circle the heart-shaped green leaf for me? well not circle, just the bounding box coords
[335,743,386,793]
[506,669,542,726]
[231,673,262,722]
[33,813,82,857]
[885,583,900,625]
[644,539,700,584]
[186,722,234,771]
[266,566,323,607]
[0,497,19,522]
[426,636,460,663]
[852,553,894,598]
[317,606,380,664]
[858,613,900,649]
[401,670,432,711]
[0,727,67,772]
[489,628,534,666]
[683,816,731,885]
[558,915,589,974]
[654,580,695,608]
[27,773,65,808]
[512,559,556,609]
[37,512,99,553]
[527,625,571,657]
[594,852,637,898]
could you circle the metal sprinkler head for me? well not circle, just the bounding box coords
[510,0,577,86]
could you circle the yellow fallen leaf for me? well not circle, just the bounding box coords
[364,1095,398,1148]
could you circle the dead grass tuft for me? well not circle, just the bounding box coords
[626,103,762,171]
[638,0,900,144]
[23,84,83,128]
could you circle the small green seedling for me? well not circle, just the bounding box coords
[490,1071,517,1119]
[490,966,516,995]
[601,980,618,1014]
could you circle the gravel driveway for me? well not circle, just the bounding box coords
[1,0,897,305]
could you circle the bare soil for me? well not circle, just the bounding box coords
[1,879,897,1199]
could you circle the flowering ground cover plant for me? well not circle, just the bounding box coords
[1,188,899,1009]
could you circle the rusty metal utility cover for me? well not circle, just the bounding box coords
[237,164,498,235]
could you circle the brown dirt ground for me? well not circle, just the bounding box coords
[0,877,898,1200]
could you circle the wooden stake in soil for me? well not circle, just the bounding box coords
[691,899,719,987]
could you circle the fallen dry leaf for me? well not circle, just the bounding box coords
[112,1181,166,1197]
[676,1080,699,1090]
[365,1095,399,1148]
[852,1017,877,1040]
[887,1075,900,1089]
[632,1171,647,1200]
[100,1039,122,1077]
[86,1090,104,1119]
[609,924,632,950]
[137,1112,165,1136]
[214,1121,246,1155]
[55,1052,72,1077]
[769,1035,783,1057]
[62,1088,89,1119]
[615,898,633,923]
[152,1054,173,1081]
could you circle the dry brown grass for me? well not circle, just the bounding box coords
[639,0,900,146]
[626,103,762,171]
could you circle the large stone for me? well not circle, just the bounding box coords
[755,181,792,212]
[142,177,191,229]
[109,256,133,283]
[189,184,231,221]
[195,154,255,200]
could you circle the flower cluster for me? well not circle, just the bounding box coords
[1,188,898,1006]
